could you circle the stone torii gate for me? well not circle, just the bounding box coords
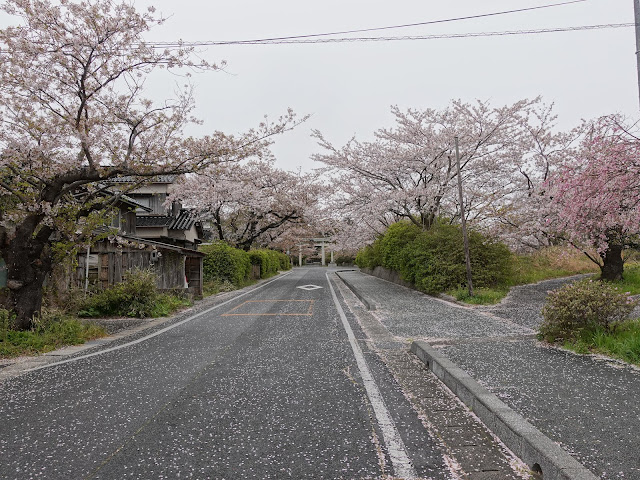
[298,237,336,266]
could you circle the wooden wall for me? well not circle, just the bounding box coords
[75,243,203,296]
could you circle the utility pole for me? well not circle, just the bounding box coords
[455,136,474,297]
[635,0,640,108]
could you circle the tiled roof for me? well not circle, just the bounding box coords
[170,210,197,230]
[119,234,204,256]
[110,175,177,184]
[135,210,199,231]
[119,194,153,212]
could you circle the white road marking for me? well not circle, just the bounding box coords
[24,272,293,373]
[326,272,417,480]
[296,284,323,290]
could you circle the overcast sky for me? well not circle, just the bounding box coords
[12,0,640,171]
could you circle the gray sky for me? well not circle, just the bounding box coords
[17,1,640,170]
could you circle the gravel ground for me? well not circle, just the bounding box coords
[341,270,640,480]
[441,340,640,480]
[337,271,532,340]
[477,276,589,330]
[83,317,148,334]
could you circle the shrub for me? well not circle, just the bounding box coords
[356,221,512,295]
[539,279,638,342]
[203,279,236,296]
[355,243,382,270]
[78,269,159,318]
[335,254,355,266]
[249,249,291,278]
[377,221,421,272]
[201,242,251,286]
[150,293,192,317]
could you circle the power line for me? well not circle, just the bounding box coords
[150,0,588,47]
[147,24,633,47]
[155,0,589,46]
[0,23,629,55]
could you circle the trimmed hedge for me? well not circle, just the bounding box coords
[201,242,251,286]
[355,221,512,295]
[201,243,290,285]
[249,249,291,279]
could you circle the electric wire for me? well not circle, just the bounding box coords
[149,0,588,45]
[145,23,634,48]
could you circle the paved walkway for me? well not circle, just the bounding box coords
[337,270,640,480]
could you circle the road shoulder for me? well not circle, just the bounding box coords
[332,272,533,479]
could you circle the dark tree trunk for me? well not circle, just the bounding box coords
[237,239,253,252]
[599,242,624,282]
[1,215,52,330]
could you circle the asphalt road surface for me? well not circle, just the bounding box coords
[0,268,451,480]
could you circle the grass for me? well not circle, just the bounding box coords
[563,320,640,366]
[448,246,599,305]
[449,286,509,305]
[0,290,192,358]
[0,314,106,358]
[607,263,640,295]
[508,247,598,285]
[149,293,193,317]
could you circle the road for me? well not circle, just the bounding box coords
[0,268,451,480]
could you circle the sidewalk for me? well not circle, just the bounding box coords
[337,270,640,480]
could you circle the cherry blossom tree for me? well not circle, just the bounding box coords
[171,160,322,251]
[0,0,300,329]
[313,98,570,251]
[545,115,640,281]
[266,224,323,265]
[481,105,583,250]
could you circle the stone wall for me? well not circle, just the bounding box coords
[361,266,415,290]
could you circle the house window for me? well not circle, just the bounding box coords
[110,210,121,229]
[87,254,99,283]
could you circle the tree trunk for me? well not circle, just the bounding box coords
[2,216,52,330]
[599,242,624,282]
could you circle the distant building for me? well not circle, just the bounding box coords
[110,175,204,250]
[71,176,205,297]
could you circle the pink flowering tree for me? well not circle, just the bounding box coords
[314,98,573,252]
[170,160,321,251]
[0,0,299,329]
[546,115,640,281]
[483,105,583,250]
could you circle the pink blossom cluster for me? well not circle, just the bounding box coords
[545,115,640,255]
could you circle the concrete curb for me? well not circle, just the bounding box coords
[335,272,376,311]
[411,341,599,480]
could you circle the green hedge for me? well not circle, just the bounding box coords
[201,242,251,286]
[248,249,291,279]
[355,221,512,294]
[201,243,290,285]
